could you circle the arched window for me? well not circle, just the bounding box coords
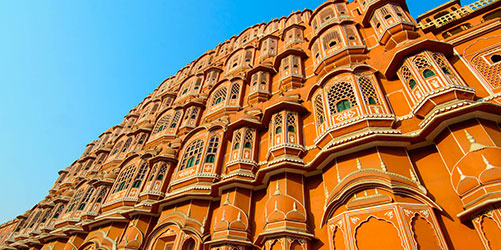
[287,126,295,132]
[358,76,380,105]
[327,81,357,114]
[336,99,351,112]
[286,113,296,133]
[132,163,148,189]
[432,53,453,75]
[111,141,123,155]
[77,187,94,211]
[205,154,215,163]
[243,129,254,150]
[322,30,341,51]
[66,190,84,213]
[113,165,137,193]
[157,165,167,181]
[276,126,282,133]
[314,95,326,124]
[169,111,181,129]
[244,142,252,148]
[230,83,240,100]
[212,87,228,106]
[137,134,146,144]
[423,69,435,78]
[491,54,501,64]
[205,135,220,163]
[121,138,132,153]
[95,187,108,204]
[153,113,172,134]
[180,140,204,170]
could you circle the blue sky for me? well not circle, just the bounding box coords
[0,0,476,224]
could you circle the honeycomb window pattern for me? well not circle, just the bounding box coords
[327,81,357,114]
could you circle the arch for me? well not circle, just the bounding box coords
[480,215,501,250]
[355,216,404,250]
[179,139,205,170]
[410,214,441,250]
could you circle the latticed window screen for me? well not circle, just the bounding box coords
[286,112,297,133]
[322,30,341,49]
[233,131,242,149]
[358,76,379,104]
[113,165,136,193]
[471,47,501,88]
[132,163,149,188]
[157,165,167,180]
[205,135,220,163]
[154,114,171,134]
[121,138,132,153]
[260,72,269,86]
[400,66,413,82]
[336,3,347,14]
[282,57,289,70]
[66,190,84,212]
[320,8,334,22]
[230,83,240,99]
[314,95,326,124]
[327,81,357,114]
[413,55,431,70]
[95,187,108,203]
[207,135,220,154]
[180,140,204,170]
[244,129,254,148]
[170,111,181,128]
[245,50,253,63]
[112,142,123,155]
[212,87,228,106]
[274,113,283,129]
[432,53,454,75]
[343,25,357,41]
[313,43,320,60]
[78,187,95,210]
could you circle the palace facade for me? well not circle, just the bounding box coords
[1,0,501,249]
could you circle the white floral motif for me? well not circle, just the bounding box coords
[335,110,356,122]
[350,217,360,224]
[385,211,394,219]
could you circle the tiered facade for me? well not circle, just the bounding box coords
[1,0,501,249]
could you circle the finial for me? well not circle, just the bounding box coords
[356,159,362,170]
[375,188,379,194]
[293,202,298,211]
[337,168,341,182]
[224,194,231,205]
[364,190,368,196]
[380,160,387,172]
[274,200,278,211]
[221,210,226,221]
[482,154,495,170]
[464,130,487,152]
[274,181,282,195]
[187,205,191,217]
[237,211,242,221]
[457,167,466,181]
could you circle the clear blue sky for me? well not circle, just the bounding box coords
[0,0,476,224]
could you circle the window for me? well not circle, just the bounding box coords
[314,95,326,124]
[154,113,172,134]
[230,83,240,100]
[276,126,282,133]
[113,165,136,193]
[205,135,220,163]
[409,79,417,89]
[132,163,148,189]
[327,81,357,114]
[336,99,351,112]
[78,187,95,211]
[358,76,379,105]
[121,138,132,153]
[66,190,83,213]
[212,87,228,106]
[491,54,501,64]
[180,140,204,170]
[287,126,295,132]
[205,154,215,163]
[423,69,435,78]
[157,165,167,181]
